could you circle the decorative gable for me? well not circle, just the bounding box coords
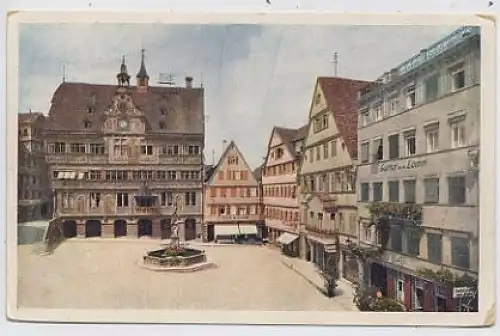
[103,88,146,134]
[207,141,258,186]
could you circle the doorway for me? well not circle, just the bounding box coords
[62,220,77,238]
[114,219,127,237]
[370,262,388,296]
[184,218,197,240]
[85,220,102,238]
[138,219,153,237]
[207,224,215,242]
[160,219,172,239]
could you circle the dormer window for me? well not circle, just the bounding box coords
[160,107,167,115]
[159,122,166,129]
[88,106,93,114]
[276,147,284,159]
[315,93,321,105]
[84,120,91,128]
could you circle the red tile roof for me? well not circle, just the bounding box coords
[317,77,372,160]
[44,82,204,134]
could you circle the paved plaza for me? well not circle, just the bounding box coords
[17,239,356,311]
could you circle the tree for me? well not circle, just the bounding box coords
[353,285,406,312]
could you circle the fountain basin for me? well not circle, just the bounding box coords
[141,246,215,272]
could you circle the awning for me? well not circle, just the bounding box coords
[214,225,240,237]
[324,245,337,253]
[238,224,258,235]
[277,232,299,245]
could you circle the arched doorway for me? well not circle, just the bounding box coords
[114,219,127,237]
[160,219,171,239]
[370,262,388,296]
[85,220,102,238]
[138,219,153,237]
[207,224,215,242]
[62,220,77,238]
[184,218,197,241]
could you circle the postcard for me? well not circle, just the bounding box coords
[6,12,496,327]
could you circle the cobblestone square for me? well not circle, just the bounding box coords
[18,239,355,311]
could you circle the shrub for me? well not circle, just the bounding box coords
[353,285,406,312]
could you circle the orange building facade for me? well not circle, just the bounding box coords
[203,141,263,242]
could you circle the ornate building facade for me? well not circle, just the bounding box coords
[203,141,262,242]
[298,76,370,279]
[18,112,52,222]
[42,51,205,240]
[262,126,307,256]
[356,26,480,312]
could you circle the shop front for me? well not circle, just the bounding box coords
[276,232,300,257]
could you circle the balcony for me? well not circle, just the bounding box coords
[46,154,108,165]
[207,196,260,205]
[52,179,202,190]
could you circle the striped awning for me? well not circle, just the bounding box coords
[238,224,258,235]
[277,232,299,245]
[214,225,240,237]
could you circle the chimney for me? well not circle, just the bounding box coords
[185,76,193,88]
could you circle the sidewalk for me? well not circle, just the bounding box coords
[271,249,358,311]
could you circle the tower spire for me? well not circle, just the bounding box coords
[117,54,130,87]
[136,48,150,87]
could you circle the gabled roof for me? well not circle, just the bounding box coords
[269,124,308,160]
[206,140,257,185]
[18,112,45,124]
[44,82,204,134]
[315,76,372,160]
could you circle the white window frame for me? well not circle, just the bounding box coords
[450,120,466,148]
[425,124,440,153]
[386,94,399,116]
[450,62,466,92]
[396,276,405,303]
[403,130,417,156]
[404,83,417,109]
[360,141,370,164]
[424,72,440,102]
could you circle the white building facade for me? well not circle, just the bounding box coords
[356,26,480,312]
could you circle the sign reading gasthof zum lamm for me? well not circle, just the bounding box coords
[378,159,427,173]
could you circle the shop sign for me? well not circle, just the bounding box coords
[377,159,427,173]
[452,287,476,299]
[398,26,479,75]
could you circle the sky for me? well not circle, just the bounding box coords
[19,24,458,169]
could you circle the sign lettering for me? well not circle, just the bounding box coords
[377,159,427,173]
[452,287,476,299]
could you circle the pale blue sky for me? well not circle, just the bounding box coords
[19,24,458,168]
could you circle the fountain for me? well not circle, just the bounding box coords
[141,194,215,272]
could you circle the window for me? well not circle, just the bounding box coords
[373,138,383,161]
[323,142,329,159]
[450,121,466,148]
[424,73,439,101]
[308,148,313,163]
[425,125,439,153]
[330,140,337,157]
[360,183,370,201]
[89,192,101,208]
[396,278,405,303]
[404,130,416,156]
[373,105,382,121]
[387,96,399,116]
[360,142,370,164]
[185,192,196,206]
[403,180,416,203]
[113,139,127,156]
[159,122,166,129]
[406,228,420,256]
[448,176,466,205]
[140,141,153,155]
[164,145,179,156]
[316,146,320,161]
[388,181,400,202]
[90,143,105,155]
[116,193,129,207]
[450,63,466,91]
[349,214,357,235]
[187,145,200,156]
[451,236,470,269]
[360,109,369,127]
[167,171,177,180]
[390,226,403,252]
[322,114,328,129]
[70,143,86,153]
[388,134,399,159]
[84,120,91,128]
[373,182,383,202]
[424,178,440,204]
[427,233,443,264]
[54,142,66,153]
[405,84,416,109]
[228,156,238,165]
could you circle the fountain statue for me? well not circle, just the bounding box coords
[169,193,183,250]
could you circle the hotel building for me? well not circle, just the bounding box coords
[42,51,205,240]
[203,141,263,242]
[356,26,480,312]
[262,126,307,256]
[298,76,370,281]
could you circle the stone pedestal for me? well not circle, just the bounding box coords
[127,222,138,238]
